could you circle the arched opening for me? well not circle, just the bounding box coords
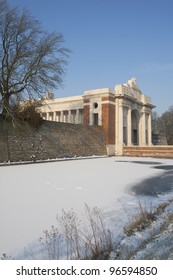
[131,109,139,145]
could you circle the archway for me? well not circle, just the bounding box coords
[131,109,139,145]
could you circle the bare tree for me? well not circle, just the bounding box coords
[158,106,173,144]
[0,0,70,117]
[152,111,160,134]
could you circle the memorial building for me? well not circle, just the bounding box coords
[36,78,155,155]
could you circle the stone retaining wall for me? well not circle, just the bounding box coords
[0,120,106,163]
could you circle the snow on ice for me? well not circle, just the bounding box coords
[0,156,173,259]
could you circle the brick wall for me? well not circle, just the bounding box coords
[123,146,173,157]
[0,120,106,163]
[83,104,90,125]
[101,97,115,145]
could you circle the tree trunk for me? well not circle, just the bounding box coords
[1,94,11,117]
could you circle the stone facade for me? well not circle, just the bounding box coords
[36,78,155,156]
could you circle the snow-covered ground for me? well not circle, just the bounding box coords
[0,156,173,259]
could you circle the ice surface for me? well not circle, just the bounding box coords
[0,156,173,258]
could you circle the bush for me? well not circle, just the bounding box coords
[18,105,43,128]
[0,102,43,129]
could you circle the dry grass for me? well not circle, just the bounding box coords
[37,204,113,260]
[123,201,156,236]
[123,200,173,236]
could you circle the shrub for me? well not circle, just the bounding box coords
[17,105,43,128]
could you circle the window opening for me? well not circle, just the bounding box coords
[93,113,98,125]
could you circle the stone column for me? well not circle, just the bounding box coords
[59,111,63,122]
[43,113,46,120]
[72,110,76,124]
[55,112,60,122]
[138,112,142,146]
[64,111,68,123]
[115,102,119,146]
[116,101,123,155]
[54,112,57,122]
[119,105,123,144]
[127,107,132,145]
[68,110,72,123]
[76,109,80,124]
[148,113,152,145]
[141,112,146,145]
[53,112,56,121]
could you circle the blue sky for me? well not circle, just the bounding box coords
[8,0,173,115]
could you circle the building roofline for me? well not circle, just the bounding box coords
[42,95,83,104]
[83,88,115,95]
